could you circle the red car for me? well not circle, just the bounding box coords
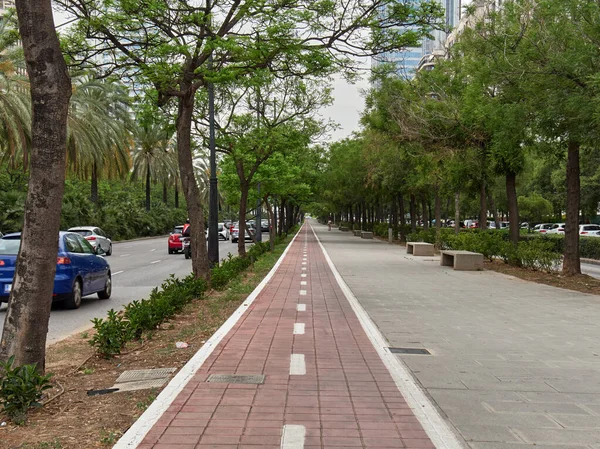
[168,225,184,254]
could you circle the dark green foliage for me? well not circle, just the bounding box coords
[437,230,562,272]
[0,356,53,424]
[580,237,600,260]
[210,255,252,291]
[0,176,187,238]
[90,275,207,357]
[89,310,132,358]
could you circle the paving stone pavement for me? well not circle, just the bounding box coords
[132,224,436,448]
[313,222,600,449]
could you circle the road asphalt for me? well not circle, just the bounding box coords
[0,235,251,344]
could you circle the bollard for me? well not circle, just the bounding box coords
[388,228,393,244]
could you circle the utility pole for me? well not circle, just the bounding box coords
[207,0,219,267]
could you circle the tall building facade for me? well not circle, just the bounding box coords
[373,0,470,79]
[372,0,426,79]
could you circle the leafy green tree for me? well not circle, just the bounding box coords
[58,0,443,277]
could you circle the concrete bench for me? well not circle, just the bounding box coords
[406,242,434,257]
[339,226,349,232]
[361,231,373,239]
[440,250,483,271]
[353,230,362,237]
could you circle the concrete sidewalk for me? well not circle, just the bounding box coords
[315,222,600,449]
[115,224,448,449]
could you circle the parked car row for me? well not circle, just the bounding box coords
[168,220,268,253]
[533,223,600,236]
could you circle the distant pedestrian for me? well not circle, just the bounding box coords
[328,219,332,231]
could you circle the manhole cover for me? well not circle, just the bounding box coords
[110,368,177,392]
[115,368,176,383]
[388,347,431,355]
[206,374,265,384]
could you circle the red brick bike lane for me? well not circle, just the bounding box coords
[135,224,435,449]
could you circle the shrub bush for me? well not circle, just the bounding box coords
[0,356,53,424]
[580,237,600,260]
[90,275,207,356]
[89,309,132,358]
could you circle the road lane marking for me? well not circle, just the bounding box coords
[299,290,307,296]
[290,354,306,375]
[297,304,306,311]
[301,267,306,271]
[151,248,156,252]
[120,254,130,257]
[113,271,124,275]
[301,274,307,277]
[300,281,307,286]
[281,424,305,449]
[150,260,162,264]
[293,323,305,335]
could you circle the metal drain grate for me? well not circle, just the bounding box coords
[110,367,177,392]
[115,368,176,383]
[388,347,431,355]
[207,374,266,384]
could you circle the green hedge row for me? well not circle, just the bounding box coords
[89,233,296,358]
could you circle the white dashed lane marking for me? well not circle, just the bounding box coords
[281,424,306,449]
[290,354,306,375]
[293,323,305,335]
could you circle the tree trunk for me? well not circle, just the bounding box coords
[563,140,581,275]
[145,165,151,211]
[391,198,398,228]
[349,204,354,229]
[238,181,249,257]
[479,180,487,230]
[90,162,98,204]
[422,195,429,231]
[398,194,406,241]
[506,171,519,245]
[488,192,499,230]
[175,182,179,208]
[265,195,275,251]
[361,201,366,230]
[454,191,460,235]
[176,87,209,280]
[0,0,71,370]
[278,198,285,237]
[410,194,417,232]
[434,187,441,241]
[162,181,168,204]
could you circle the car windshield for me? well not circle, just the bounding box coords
[0,238,21,255]
[173,227,183,234]
[70,229,93,237]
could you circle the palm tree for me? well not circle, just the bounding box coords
[0,12,32,170]
[131,124,174,211]
[66,74,133,203]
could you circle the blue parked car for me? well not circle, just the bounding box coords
[0,231,112,309]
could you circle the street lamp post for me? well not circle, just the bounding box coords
[207,0,219,267]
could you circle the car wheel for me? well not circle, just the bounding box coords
[64,278,83,309]
[98,273,112,300]
[184,248,191,259]
[168,247,174,254]
[106,244,112,256]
